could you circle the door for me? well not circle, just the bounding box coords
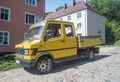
[64,23,77,57]
[44,22,66,59]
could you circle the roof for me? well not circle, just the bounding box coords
[45,1,100,20]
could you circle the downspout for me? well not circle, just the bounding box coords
[85,9,87,36]
[82,1,87,36]
[42,0,45,19]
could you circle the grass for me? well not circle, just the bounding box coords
[97,40,120,47]
[114,40,120,46]
[0,54,20,71]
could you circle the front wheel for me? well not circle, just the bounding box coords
[87,50,94,61]
[36,57,53,74]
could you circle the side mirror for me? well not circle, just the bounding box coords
[44,30,52,41]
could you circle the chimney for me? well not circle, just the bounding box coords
[83,0,87,4]
[64,3,67,9]
[72,0,76,6]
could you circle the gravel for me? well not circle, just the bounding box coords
[0,47,120,82]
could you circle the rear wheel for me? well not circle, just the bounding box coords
[36,57,53,74]
[87,49,94,61]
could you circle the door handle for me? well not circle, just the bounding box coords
[61,40,65,42]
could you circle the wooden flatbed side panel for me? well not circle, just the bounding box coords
[78,37,102,48]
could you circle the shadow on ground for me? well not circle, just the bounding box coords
[24,54,111,75]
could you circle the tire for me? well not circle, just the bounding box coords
[87,49,94,61]
[36,57,53,74]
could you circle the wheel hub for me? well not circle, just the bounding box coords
[37,60,50,72]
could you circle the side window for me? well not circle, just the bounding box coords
[64,24,73,36]
[46,23,61,38]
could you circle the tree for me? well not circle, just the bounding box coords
[56,6,64,11]
[90,0,120,20]
[45,11,53,16]
[90,0,120,43]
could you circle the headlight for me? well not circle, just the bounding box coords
[24,48,38,56]
[24,50,29,55]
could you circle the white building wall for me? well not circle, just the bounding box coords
[54,9,105,43]
[55,10,87,36]
[87,9,105,43]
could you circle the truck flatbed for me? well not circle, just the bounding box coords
[77,35,102,48]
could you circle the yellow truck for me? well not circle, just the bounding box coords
[15,20,102,73]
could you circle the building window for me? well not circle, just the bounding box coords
[25,0,37,6]
[0,7,10,21]
[67,15,71,20]
[60,18,63,20]
[0,31,9,45]
[77,23,81,29]
[25,12,36,24]
[77,12,81,18]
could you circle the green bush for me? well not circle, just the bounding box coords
[114,40,120,46]
[0,54,20,71]
[90,0,120,44]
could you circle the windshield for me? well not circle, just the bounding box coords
[28,23,45,40]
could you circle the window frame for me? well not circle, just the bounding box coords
[0,31,10,45]
[25,0,37,7]
[64,24,74,37]
[0,6,11,22]
[67,15,71,21]
[46,23,62,39]
[77,23,82,29]
[60,18,63,21]
[25,12,36,24]
[77,12,81,18]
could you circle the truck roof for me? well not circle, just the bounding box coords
[29,20,74,30]
[31,20,74,27]
[44,20,74,24]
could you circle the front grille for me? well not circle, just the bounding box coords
[16,48,24,55]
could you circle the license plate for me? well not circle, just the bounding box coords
[16,60,20,64]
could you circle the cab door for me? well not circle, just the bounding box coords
[63,23,77,57]
[44,22,66,59]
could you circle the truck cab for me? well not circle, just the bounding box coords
[15,20,102,73]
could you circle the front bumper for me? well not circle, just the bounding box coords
[15,57,36,67]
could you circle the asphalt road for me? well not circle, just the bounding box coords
[0,47,120,82]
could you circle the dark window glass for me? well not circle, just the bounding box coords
[0,32,9,45]
[0,8,9,21]
[46,23,61,38]
[26,0,36,6]
[25,13,35,24]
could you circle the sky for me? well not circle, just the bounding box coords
[45,0,80,12]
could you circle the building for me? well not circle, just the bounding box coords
[45,0,105,44]
[0,0,45,54]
